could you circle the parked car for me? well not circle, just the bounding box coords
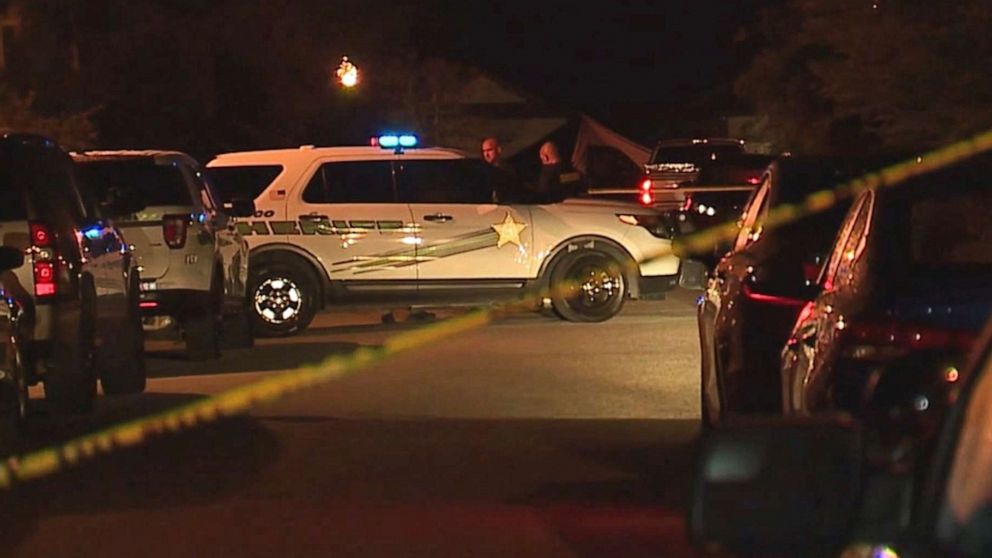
[0,134,146,413]
[780,151,992,468]
[689,315,992,558]
[73,151,257,360]
[699,157,869,427]
[206,136,681,336]
[0,245,29,450]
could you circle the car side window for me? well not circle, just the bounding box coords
[938,350,992,555]
[823,192,872,289]
[396,159,495,204]
[733,178,770,251]
[302,161,395,203]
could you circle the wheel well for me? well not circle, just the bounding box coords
[537,236,641,298]
[249,248,325,307]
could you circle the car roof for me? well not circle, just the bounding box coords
[207,146,469,167]
[654,137,746,148]
[71,150,199,166]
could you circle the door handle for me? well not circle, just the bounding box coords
[298,213,329,222]
[423,213,453,223]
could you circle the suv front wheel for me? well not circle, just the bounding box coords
[548,249,628,322]
[248,261,318,337]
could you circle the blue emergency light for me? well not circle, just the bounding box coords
[82,225,103,240]
[375,134,418,150]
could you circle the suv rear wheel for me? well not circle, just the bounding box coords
[183,310,221,361]
[248,261,318,337]
[44,295,97,414]
[99,273,147,394]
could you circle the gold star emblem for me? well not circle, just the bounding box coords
[491,212,527,248]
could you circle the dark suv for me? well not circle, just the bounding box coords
[0,134,146,413]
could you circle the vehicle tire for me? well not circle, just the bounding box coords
[0,348,28,454]
[44,295,97,414]
[99,275,147,394]
[183,310,221,361]
[221,306,254,349]
[548,249,627,322]
[248,261,319,337]
[700,387,717,433]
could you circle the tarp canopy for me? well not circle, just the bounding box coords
[570,114,651,175]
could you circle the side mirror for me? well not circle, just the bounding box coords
[0,246,24,271]
[689,416,863,555]
[224,198,256,218]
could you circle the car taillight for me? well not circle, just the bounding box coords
[639,179,654,206]
[162,214,189,249]
[30,222,52,247]
[681,194,693,212]
[746,176,762,185]
[844,320,977,354]
[30,221,57,300]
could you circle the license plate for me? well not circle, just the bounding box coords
[140,281,157,292]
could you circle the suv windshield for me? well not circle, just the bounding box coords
[77,159,192,207]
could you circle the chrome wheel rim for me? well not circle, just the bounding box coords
[567,261,622,310]
[253,277,303,325]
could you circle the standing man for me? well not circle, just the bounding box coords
[481,136,524,203]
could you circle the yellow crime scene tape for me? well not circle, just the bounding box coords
[2,128,992,489]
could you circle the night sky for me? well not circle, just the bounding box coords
[416,1,769,139]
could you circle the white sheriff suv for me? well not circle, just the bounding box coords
[205,137,681,336]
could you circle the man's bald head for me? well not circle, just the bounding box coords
[481,137,502,165]
[539,141,560,165]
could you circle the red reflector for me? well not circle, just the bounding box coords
[747,176,762,185]
[742,282,807,307]
[35,283,56,297]
[30,223,52,247]
[139,301,159,309]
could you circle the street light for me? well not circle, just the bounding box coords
[336,56,359,88]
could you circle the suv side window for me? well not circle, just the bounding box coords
[396,159,494,204]
[303,161,395,203]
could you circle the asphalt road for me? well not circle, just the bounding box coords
[2,289,706,557]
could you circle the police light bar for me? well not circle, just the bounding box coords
[373,134,418,149]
